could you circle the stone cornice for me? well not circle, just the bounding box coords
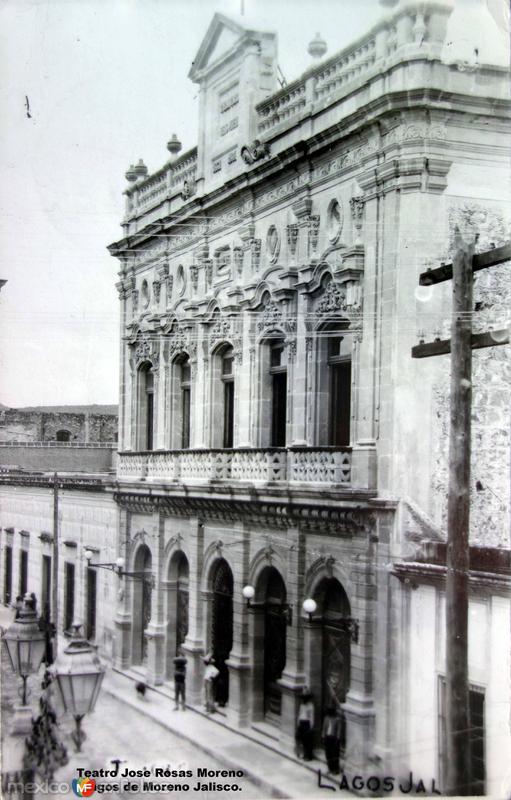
[392,561,511,597]
[113,488,384,536]
[108,88,510,262]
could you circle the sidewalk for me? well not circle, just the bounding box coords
[103,668,349,800]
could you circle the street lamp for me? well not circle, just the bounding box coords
[85,550,154,586]
[302,598,317,622]
[51,622,105,752]
[242,584,293,625]
[242,585,255,606]
[1,594,46,732]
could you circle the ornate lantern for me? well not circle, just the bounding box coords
[51,623,105,751]
[2,594,46,704]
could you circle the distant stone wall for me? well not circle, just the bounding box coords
[0,409,118,443]
[0,444,116,473]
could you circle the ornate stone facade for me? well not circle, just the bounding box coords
[104,6,510,789]
[1,3,509,794]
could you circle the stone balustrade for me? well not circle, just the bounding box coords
[117,446,352,486]
[126,147,198,217]
[255,2,451,136]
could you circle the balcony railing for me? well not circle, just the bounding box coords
[255,3,451,136]
[126,147,198,218]
[117,447,352,485]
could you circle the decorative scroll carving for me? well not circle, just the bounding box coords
[286,339,297,361]
[257,299,282,332]
[233,336,243,365]
[308,215,320,254]
[181,179,196,200]
[211,316,231,339]
[350,196,365,244]
[315,276,362,315]
[205,259,213,288]
[134,334,159,368]
[241,139,270,165]
[168,331,188,359]
[166,275,173,302]
[287,224,299,255]
[214,246,231,278]
[190,264,199,292]
[251,239,262,272]
[233,247,244,276]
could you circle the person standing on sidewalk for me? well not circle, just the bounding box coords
[173,650,187,711]
[295,689,315,761]
[203,655,219,714]
[321,706,342,774]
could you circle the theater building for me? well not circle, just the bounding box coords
[2,0,510,792]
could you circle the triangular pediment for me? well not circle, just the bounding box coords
[189,13,247,81]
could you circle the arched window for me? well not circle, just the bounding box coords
[56,430,71,442]
[211,344,235,448]
[269,338,287,447]
[316,323,352,446]
[258,335,288,448]
[137,363,154,450]
[170,355,192,449]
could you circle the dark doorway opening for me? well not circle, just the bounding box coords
[211,559,233,706]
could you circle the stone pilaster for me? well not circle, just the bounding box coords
[145,510,166,685]
[114,507,132,670]
[278,527,307,744]
[181,519,206,704]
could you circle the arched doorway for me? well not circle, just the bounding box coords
[314,578,351,738]
[56,430,71,442]
[256,566,288,722]
[132,544,152,665]
[166,551,189,678]
[210,559,233,706]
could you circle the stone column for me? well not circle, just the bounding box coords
[302,618,323,745]
[145,510,166,685]
[342,548,377,770]
[278,527,307,745]
[114,507,133,670]
[225,524,251,727]
[181,519,206,705]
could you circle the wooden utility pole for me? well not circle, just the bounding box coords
[413,236,510,795]
[52,472,59,658]
[445,233,473,796]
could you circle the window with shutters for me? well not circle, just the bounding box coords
[86,566,97,641]
[64,562,75,633]
[4,546,12,605]
[19,550,28,596]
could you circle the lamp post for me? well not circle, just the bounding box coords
[85,550,154,586]
[1,594,46,733]
[51,622,105,752]
[242,584,293,625]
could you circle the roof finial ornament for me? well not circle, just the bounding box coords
[307,33,327,61]
[167,134,182,158]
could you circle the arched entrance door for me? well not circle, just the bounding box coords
[166,552,189,677]
[132,544,152,665]
[315,578,351,748]
[260,566,287,721]
[210,559,233,706]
